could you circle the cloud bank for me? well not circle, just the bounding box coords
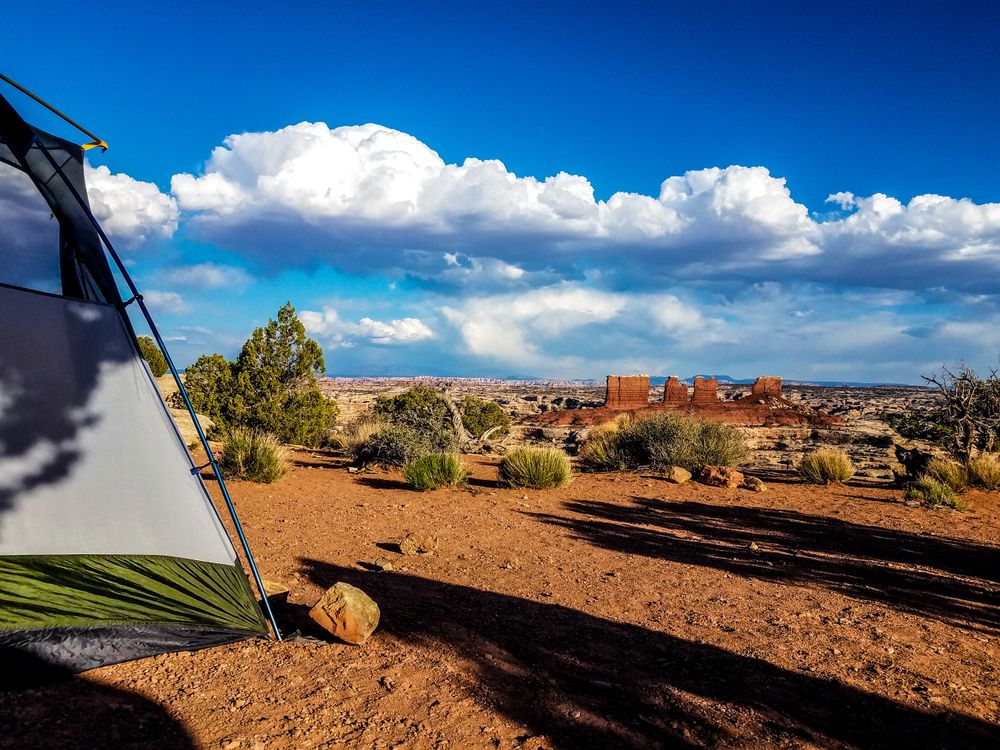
[170,122,1000,296]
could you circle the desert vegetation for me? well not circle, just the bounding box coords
[968,452,1000,489]
[219,427,289,484]
[498,445,572,489]
[403,453,471,491]
[798,448,854,484]
[177,303,338,448]
[579,412,747,473]
[137,335,168,378]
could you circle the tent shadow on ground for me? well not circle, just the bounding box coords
[0,650,195,750]
[528,497,1000,633]
[298,560,1000,749]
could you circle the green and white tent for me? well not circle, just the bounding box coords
[0,87,269,671]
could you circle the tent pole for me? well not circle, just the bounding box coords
[31,138,283,642]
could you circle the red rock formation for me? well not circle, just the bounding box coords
[663,376,689,405]
[605,375,650,409]
[691,376,718,404]
[752,376,782,397]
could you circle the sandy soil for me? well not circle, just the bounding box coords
[3,452,1000,749]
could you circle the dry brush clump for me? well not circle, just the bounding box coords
[219,428,289,484]
[499,446,572,489]
[579,412,747,473]
[968,453,1000,489]
[403,453,471,491]
[925,458,969,493]
[904,477,966,510]
[799,449,854,484]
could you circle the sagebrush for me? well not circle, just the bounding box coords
[499,446,572,489]
[798,449,854,484]
[460,395,511,439]
[219,428,288,483]
[403,453,471,491]
[579,413,746,472]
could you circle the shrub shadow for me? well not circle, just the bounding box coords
[299,560,1000,749]
[530,497,1000,633]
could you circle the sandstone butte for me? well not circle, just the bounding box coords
[532,374,843,428]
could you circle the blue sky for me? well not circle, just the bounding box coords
[3,1,1000,382]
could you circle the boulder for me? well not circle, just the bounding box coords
[698,465,745,488]
[741,476,766,492]
[309,582,381,645]
[664,466,692,484]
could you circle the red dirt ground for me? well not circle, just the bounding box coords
[3,452,1000,749]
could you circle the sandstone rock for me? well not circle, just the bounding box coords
[663,375,689,405]
[751,376,782,398]
[309,582,380,645]
[698,465,744,488]
[664,466,692,484]
[170,408,215,448]
[741,476,766,492]
[398,532,438,555]
[692,376,719,404]
[605,374,650,410]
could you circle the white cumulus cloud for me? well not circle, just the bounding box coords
[84,164,179,245]
[301,306,434,347]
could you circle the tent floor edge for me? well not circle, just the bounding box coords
[0,624,264,676]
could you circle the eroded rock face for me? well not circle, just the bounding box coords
[692,377,719,404]
[309,582,381,645]
[605,375,650,409]
[752,376,782,397]
[698,465,744,488]
[663,376,689,405]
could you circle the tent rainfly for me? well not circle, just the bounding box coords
[0,85,275,672]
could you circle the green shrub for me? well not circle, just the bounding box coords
[925,458,969,493]
[403,453,470,491]
[904,477,966,510]
[353,425,437,468]
[693,420,749,468]
[578,413,746,473]
[460,396,511,439]
[373,385,457,450]
[798,449,854,484]
[579,430,628,471]
[179,303,338,447]
[968,453,1000,489]
[219,428,288,483]
[498,446,571,489]
[137,335,168,377]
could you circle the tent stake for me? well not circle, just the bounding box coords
[31,138,283,642]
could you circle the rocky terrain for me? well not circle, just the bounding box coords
[319,378,942,478]
[3,451,998,749]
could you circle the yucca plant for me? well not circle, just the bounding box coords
[798,449,854,484]
[498,446,572,489]
[220,428,288,484]
[403,453,471,491]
